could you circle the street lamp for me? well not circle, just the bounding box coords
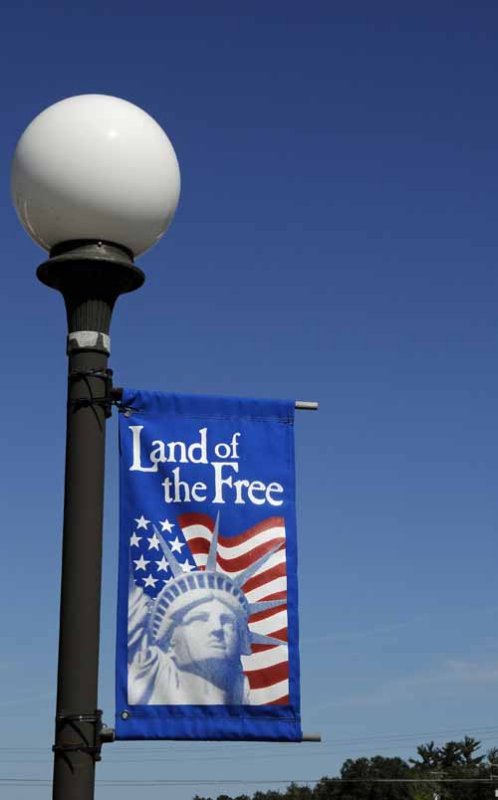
[11,94,181,800]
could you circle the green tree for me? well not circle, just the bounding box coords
[459,736,484,767]
[409,741,442,771]
[191,736,497,800]
[338,755,413,800]
[410,737,491,800]
[283,783,314,800]
[313,777,341,799]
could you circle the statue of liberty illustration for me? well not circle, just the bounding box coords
[128,514,287,705]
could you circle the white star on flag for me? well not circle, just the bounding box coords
[135,515,150,530]
[170,536,185,554]
[133,555,150,571]
[180,560,196,573]
[143,574,158,588]
[147,532,161,551]
[155,556,169,572]
[160,518,175,533]
[130,532,142,547]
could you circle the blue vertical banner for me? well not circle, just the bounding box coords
[116,390,302,741]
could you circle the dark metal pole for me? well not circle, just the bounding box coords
[37,241,144,800]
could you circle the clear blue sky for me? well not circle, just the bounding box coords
[1,1,498,798]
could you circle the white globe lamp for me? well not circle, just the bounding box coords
[12,94,180,257]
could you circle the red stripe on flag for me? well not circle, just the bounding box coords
[185,537,210,556]
[249,604,287,623]
[216,541,285,573]
[242,562,287,594]
[180,514,285,547]
[217,517,285,547]
[178,512,214,531]
[245,661,289,690]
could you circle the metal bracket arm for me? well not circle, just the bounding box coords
[52,710,114,763]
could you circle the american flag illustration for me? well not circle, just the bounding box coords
[130,512,289,705]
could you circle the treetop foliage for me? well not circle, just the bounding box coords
[192,737,498,800]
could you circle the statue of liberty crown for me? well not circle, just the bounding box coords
[148,514,287,653]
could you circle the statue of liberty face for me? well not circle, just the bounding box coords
[169,597,241,668]
[146,518,286,665]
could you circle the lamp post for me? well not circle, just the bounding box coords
[11,94,181,800]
